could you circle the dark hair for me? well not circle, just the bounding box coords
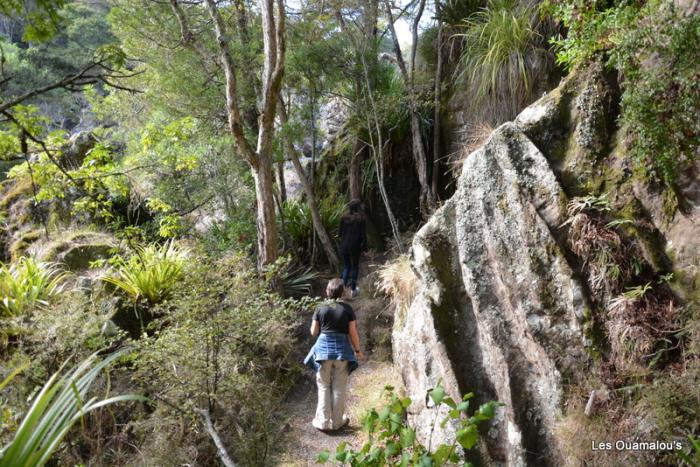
[343,199,364,224]
[349,199,362,213]
[326,278,345,299]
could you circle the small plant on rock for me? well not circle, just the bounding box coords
[318,383,501,466]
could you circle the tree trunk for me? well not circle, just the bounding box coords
[204,0,285,268]
[361,53,402,251]
[252,157,279,267]
[348,139,364,199]
[279,101,341,270]
[277,158,287,205]
[432,20,443,197]
[384,0,435,218]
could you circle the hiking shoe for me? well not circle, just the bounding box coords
[333,416,350,431]
[351,288,359,298]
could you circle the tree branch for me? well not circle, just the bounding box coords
[204,0,257,164]
[194,408,238,467]
[2,110,84,190]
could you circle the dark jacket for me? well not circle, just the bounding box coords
[338,213,367,252]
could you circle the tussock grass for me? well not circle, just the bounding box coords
[375,255,418,317]
[453,0,552,122]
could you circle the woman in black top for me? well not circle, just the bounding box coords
[339,199,367,297]
[304,279,364,431]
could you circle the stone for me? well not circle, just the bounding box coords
[394,122,590,466]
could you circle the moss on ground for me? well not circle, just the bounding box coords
[8,229,42,261]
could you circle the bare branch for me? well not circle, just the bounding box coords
[194,408,238,467]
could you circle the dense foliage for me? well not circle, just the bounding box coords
[547,0,700,200]
[1,0,698,464]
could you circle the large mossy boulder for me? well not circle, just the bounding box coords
[394,122,589,466]
[395,61,700,465]
[29,231,117,271]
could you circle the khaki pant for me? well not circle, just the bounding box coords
[312,360,349,430]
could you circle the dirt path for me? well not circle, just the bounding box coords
[274,257,402,466]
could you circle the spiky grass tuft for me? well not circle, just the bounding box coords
[453,0,552,122]
[0,349,146,467]
[0,257,65,317]
[103,241,187,304]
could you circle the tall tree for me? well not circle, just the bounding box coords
[384,0,436,217]
[169,0,286,267]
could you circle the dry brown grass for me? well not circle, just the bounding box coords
[448,122,494,178]
[374,255,418,318]
[606,285,678,371]
[554,387,662,467]
[562,195,679,371]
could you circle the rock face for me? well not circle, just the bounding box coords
[394,122,589,466]
[392,63,627,464]
[395,59,700,465]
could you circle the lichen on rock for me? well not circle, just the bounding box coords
[395,121,590,466]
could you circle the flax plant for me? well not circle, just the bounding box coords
[0,349,146,467]
[103,241,187,304]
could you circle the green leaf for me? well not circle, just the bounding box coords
[400,427,416,448]
[476,401,502,420]
[385,441,400,457]
[457,425,479,449]
[432,444,453,464]
[456,401,470,412]
[430,385,445,405]
[419,453,433,467]
[442,397,457,409]
[378,407,391,422]
[317,451,330,463]
[389,412,402,432]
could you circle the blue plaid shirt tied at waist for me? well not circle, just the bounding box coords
[303,332,358,374]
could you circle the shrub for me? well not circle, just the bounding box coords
[318,383,501,466]
[611,1,700,192]
[103,241,187,304]
[0,257,65,317]
[132,252,309,465]
[0,349,146,467]
[547,0,700,198]
[281,196,344,252]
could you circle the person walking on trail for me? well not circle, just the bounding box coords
[304,278,365,431]
[339,199,367,297]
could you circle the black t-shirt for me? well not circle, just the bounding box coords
[312,301,356,334]
[339,215,367,252]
